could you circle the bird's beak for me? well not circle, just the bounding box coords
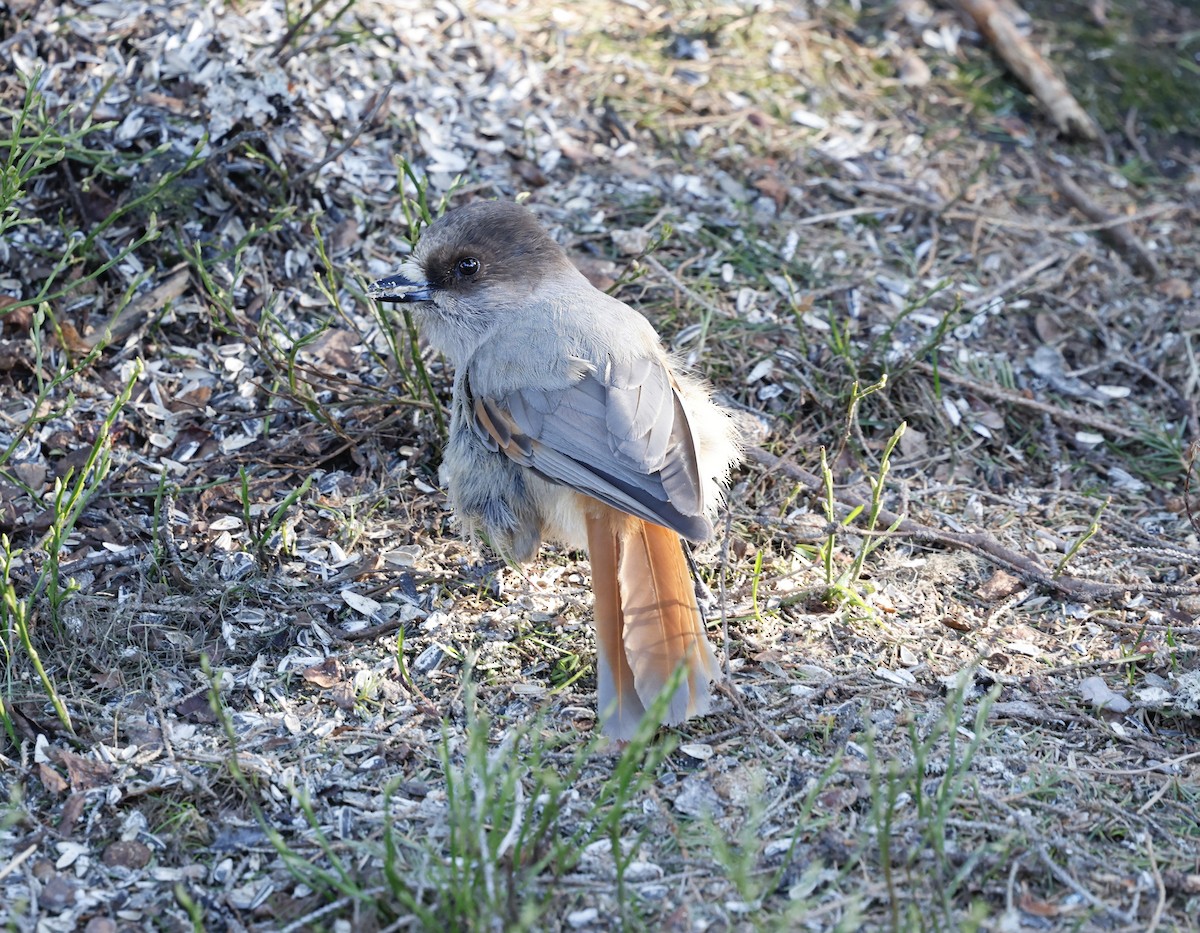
[367,272,433,304]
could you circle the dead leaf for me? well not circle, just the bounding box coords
[102,839,153,869]
[57,749,113,791]
[977,569,1022,601]
[56,320,91,354]
[60,793,87,836]
[308,328,361,373]
[329,217,358,254]
[896,51,931,87]
[173,383,213,411]
[752,173,789,211]
[176,692,217,723]
[572,255,617,292]
[0,338,31,373]
[818,786,859,812]
[1033,311,1067,343]
[38,762,69,795]
[142,90,187,113]
[1018,890,1060,917]
[941,614,972,632]
[11,460,46,492]
[330,681,357,710]
[514,159,548,187]
[92,669,125,689]
[897,425,928,459]
[303,657,345,687]
[1156,277,1192,300]
[0,295,33,332]
[86,264,190,349]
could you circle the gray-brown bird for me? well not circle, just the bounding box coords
[369,200,740,739]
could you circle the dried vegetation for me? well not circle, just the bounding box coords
[1,0,1198,930]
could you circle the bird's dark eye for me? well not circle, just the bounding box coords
[456,257,480,277]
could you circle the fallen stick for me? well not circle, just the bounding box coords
[746,446,1200,602]
[1052,170,1163,279]
[954,0,1099,140]
[907,360,1143,440]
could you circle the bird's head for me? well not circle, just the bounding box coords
[368,201,577,360]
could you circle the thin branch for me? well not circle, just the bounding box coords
[909,360,1144,440]
[747,446,1200,602]
[953,0,1099,139]
[1053,170,1162,279]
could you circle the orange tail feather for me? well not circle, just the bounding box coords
[587,507,721,739]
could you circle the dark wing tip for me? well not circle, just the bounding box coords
[669,511,713,544]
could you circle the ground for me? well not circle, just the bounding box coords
[1,0,1198,930]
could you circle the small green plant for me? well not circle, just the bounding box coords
[608,221,674,294]
[275,0,360,61]
[248,471,313,563]
[1053,496,1109,577]
[0,360,142,734]
[2,72,205,322]
[174,882,206,932]
[205,655,675,930]
[817,380,906,610]
[702,753,852,928]
[865,675,1002,930]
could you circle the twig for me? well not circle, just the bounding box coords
[1053,170,1162,279]
[794,205,900,226]
[943,202,1179,234]
[0,844,37,882]
[272,0,338,64]
[954,0,1099,139]
[1123,106,1155,168]
[85,264,190,350]
[643,254,727,322]
[1018,648,1200,683]
[718,505,735,683]
[993,797,1135,924]
[962,249,1070,311]
[281,888,389,933]
[720,682,812,766]
[57,543,151,575]
[1005,859,1020,917]
[295,83,395,182]
[746,446,1200,601]
[909,360,1144,440]
[1029,835,1130,922]
[1076,749,1200,777]
[1145,836,1166,933]
[812,177,1180,234]
[1137,777,1175,818]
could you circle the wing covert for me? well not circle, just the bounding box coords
[467,358,711,541]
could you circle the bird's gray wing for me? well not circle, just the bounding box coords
[468,356,712,542]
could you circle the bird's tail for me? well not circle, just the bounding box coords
[586,507,721,740]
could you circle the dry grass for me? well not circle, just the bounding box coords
[1,0,1199,930]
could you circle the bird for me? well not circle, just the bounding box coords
[368,200,741,739]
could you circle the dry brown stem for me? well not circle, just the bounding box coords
[908,360,1143,440]
[747,446,1200,602]
[1052,170,1163,278]
[954,0,1099,139]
